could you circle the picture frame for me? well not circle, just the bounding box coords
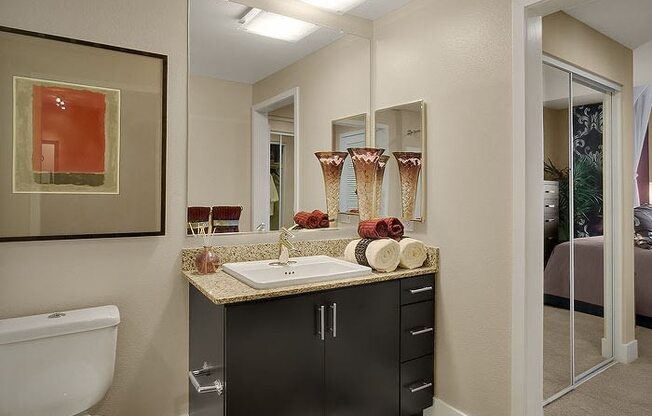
[0,26,167,242]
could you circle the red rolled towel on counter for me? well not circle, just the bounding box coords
[358,219,389,239]
[312,210,330,228]
[294,211,320,229]
[384,217,404,240]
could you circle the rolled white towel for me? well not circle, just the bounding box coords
[398,238,427,269]
[344,239,400,273]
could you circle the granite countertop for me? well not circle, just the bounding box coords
[181,239,439,305]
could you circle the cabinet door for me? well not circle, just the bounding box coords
[324,281,400,416]
[225,293,324,416]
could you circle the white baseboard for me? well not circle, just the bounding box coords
[426,398,469,416]
[615,339,638,364]
[601,337,610,359]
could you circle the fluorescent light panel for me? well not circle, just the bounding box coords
[240,9,319,42]
[299,0,366,14]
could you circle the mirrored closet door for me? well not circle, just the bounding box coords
[542,56,615,405]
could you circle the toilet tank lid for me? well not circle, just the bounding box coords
[0,305,120,345]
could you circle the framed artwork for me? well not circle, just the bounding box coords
[0,26,167,241]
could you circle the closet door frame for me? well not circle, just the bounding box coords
[542,54,619,406]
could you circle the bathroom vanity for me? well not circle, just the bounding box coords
[183,241,438,416]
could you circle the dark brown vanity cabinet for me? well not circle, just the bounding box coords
[189,274,435,416]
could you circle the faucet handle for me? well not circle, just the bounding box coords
[281,225,299,239]
[279,227,300,254]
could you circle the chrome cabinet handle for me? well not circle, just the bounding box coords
[409,286,433,294]
[544,218,556,223]
[189,362,224,395]
[329,303,337,338]
[545,190,556,194]
[408,381,433,393]
[545,204,555,208]
[410,327,434,336]
[318,305,325,341]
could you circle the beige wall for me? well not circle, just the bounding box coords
[634,40,652,191]
[253,34,371,213]
[543,11,636,345]
[188,75,252,231]
[634,38,652,86]
[374,0,513,415]
[543,107,569,172]
[0,0,189,415]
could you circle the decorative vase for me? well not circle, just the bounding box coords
[393,152,422,219]
[347,147,385,221]
[315,151,349,227]
[195,246,219,274]
[374,155,390,218]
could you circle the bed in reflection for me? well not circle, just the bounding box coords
[544,236,652,328]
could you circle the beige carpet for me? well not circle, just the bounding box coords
[544,309,652,415]
[543,306,606,399]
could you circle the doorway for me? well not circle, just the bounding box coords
[542,56,618,405]
[513,2,635,415]
[251,88,299,231]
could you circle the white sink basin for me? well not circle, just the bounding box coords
[222,255,372,289]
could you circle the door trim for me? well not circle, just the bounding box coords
[512,0,632,414]
[251,87,300,231]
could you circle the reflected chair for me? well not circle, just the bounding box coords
[187,206,211,235]
[212,206,243,233]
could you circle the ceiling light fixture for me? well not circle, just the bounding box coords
[239,8,319,42]
[238,7,263,26]
[299,0,366,14]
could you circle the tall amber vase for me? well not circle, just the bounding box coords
[374,155,390,218]
[347,147,385,221]
[393,151,422,219]
[315,151,348,227]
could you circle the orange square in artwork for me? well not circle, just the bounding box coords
[31,86,106,175]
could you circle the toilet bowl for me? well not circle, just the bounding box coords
[0,305,120,416]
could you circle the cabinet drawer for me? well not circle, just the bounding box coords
[401,300,434,362]
[544,206,558,217]
[400,354,434,416]
[400,275,434,305]
[544,219,558,237]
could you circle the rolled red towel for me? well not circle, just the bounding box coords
[358,219,389,239]
[383,217,404,240]
[294,211,320,229]
[312,210,330,228]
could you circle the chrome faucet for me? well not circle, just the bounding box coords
[275,225,300,266]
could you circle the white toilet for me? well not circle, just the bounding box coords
[0,305,120,416]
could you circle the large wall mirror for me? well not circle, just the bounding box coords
[187,0,371,235]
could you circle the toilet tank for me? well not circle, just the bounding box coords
[0,305,120,416]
